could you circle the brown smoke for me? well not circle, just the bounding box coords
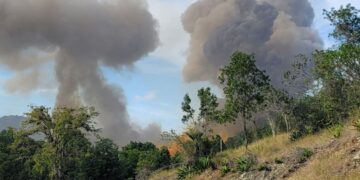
[182,0,323,136]
[0,0,160,146]
[182,0,323,87]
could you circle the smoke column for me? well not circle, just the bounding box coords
[182,0,323,87]
[0,0,160,145]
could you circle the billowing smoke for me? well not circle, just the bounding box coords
[182,0,323,87]
[182,0,323,137]
[0,0,161,146]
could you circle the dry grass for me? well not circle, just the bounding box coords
[214,130,332,165]
[149,169,177,180]
[151,120,360,180]
[290,126,360,180]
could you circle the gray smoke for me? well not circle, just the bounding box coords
[0,0,161,146]
[182,0,323,87]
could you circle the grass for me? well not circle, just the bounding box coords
[151,120,359,180]
[290,125,360,180]
[214,130,332,165]
[149,169,177,180]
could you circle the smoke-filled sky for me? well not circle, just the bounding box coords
[0,0,359,145]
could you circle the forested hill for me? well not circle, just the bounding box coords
[0,115,24,130]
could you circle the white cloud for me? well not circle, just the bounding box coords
[147,0,194,67]
[135,91,157,101]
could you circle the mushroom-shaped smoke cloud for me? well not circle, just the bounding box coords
[0,0,160,146]
[182,0,323,88]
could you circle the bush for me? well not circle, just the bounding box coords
[236,153,257,172]
[328,123,344,138]
[220,165,231,176]
[177,165,193,180]
[193,156,212,172]
[299,148,313,163]
[274,157,284,164]
[290,129,304,141]
[353,118,360,132]
[257,163,271,171]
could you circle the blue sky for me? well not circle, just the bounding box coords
[0,0,359,132]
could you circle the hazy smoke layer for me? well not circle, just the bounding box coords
[0,0,160,145]
[182,0,323,87]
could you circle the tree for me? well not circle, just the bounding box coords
[0,128,43,180]
[23,106,99,179]
[84,139,123,180]
[180,87,222,158]
[324,4,360,44]
[219,52,270,149]
[265,88,293,136]
[181,87,220,135]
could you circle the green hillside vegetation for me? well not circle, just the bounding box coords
[0,4,359,180]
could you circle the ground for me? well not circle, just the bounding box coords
[149,122,360,180]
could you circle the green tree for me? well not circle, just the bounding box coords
[324,4,360,44]
[219,52,270,149]
[180,87,222,158]
[84,139,123,180]
[23,106,99,179]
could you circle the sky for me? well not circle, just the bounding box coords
[0,0,359,133]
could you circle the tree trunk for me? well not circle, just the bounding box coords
[268,117,276,137]
[243,112,248,149]
[283,113,289,132]
[252,119,258,140]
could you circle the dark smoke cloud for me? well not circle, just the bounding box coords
[182,0,323,87]
[0,0,160,146]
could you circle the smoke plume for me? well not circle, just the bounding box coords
[0,0,160,146]
[182,0,323,87]
[182,0,324,137]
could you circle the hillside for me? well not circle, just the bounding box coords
[150,123,360,180]
[0,115,25,130]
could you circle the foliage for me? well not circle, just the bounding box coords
[236,153,257,172]
[299,148,314,163]
[257,163,271,171]
[23,106,98,179]
[0,107,175,180]
[274,157,284,164]
[226,125,272,149]
[287,5,360,141]
[323,4,360,44]
[220,165,231,176]
[328,124,344,138]
[177,165,193,180]
[219,52,271,148]
[290,96,329,140]
[354,118,360,132]
[84,139,123,180]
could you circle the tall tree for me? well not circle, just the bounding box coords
[180,87,221,158]
[219,52,270,149]
[23,106,99,180]
[324,4,360,44]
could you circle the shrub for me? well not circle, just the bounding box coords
[257,163,271,171]
[299,148,313,163]
[290,129,304,141]
[236,153,257,172]
[274,157,284,164]
[353,118,360,132]
[193,156,212,172]
[220,165,231,176]
[177,165,193,180]
[328,123,344,138]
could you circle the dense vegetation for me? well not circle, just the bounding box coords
[0,4,359,180]
[0,107,175,180]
